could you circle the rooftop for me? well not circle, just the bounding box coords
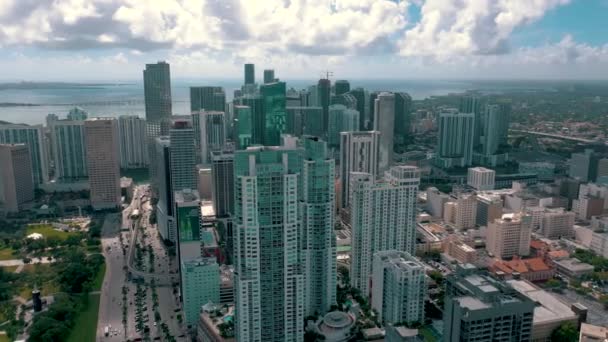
[507,280,577,324]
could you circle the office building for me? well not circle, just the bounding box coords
[459,95,483,148]
[244,63,255,85]
[374,92,395,173]
[393,92,412,150]
[297,107,325,138]
[426,187,450,218]
[118,115,148,169]
[154,136,173,241]
[190,86,226,113]
[486,213,532,259]
[181,258,220,327]
[170,121,197,194]
[263,69,275,83]
[436,110,475,168]
[300,137,337,316]
[49,119,87,181]
[569,149,599,182]
[192,111,226,165]
[371,250,426,325]
[318,78,331,134]
[0,123,48,186]
[339,131,380,209]
[143,61,172,124]
[260,81,287,146]
[454,193,478,230]
[476,194,503,226]
[234,95,264,145]
[443,265,534,342]
[327,104,359,148]
[334,80,350,95]
[540,208,575,239]
[211,150,234,219]
[467,167,495,191]
[597,158,608,181]
[233,105,252,149]
[197,166,212,200]
[350,166,420,296]
[175,189,202,262]
[84,118,121,210]
[347,88,367,130]
[0,144,34,213]
[233,146,304,342]
[496,101,511,146]
[507,279,579,342]
[445,238,478,264]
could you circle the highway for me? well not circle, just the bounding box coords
[509,129,605,144]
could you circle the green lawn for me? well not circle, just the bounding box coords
[91,260,106,291]
[66,293,101,342]
[17,264,60,298]
[0,247,16,261]
[0,333,10,342]
[26,224,78,241]
[1,265,19,273]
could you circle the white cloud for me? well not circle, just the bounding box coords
[97,33,116,43]
[398,0,570,58]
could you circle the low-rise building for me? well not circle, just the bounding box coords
[552,258,594,278]
[579,323,608,342]
[507,280,579,342]
[444,238,478,264]
[490,257,554,282]
[197,303,235,342]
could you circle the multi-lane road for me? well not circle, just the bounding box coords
[97,185,186,341]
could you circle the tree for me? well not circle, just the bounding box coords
[551,322,578,342]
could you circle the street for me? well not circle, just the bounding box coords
[97,185,187,341]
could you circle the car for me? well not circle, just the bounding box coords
[153,322,157,327]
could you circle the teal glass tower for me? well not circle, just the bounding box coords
[233,105,252,149]
[233,146,304,342]
[261,81,287,146]
[300,137,337,316]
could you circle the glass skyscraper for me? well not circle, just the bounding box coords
[261,81,287,146]
[233,146,304,342]
[50,119,88,181]
[0,123,48,186]
[143,61,172,124]
[300,137,337,316]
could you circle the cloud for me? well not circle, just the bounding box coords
[398,0,570,58]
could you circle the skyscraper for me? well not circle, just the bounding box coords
[0,144,34,213]
[339,131,380,209]
[371,250,426,325]
[300,137,337,316]
[569,149,599,182]
[235,95,264,145]
[233,105,253,149]
[0,123,48,186]
[347,87,367,130]
[169,121,197,195]
[374,92,395,173]
[50,119,88,181]
[233,146,304,342]
[143,61,172,124]
[350,165,420,296]
[244,63,255,85]
[118,115,148,169]
[84,118,121,210]
[260,81,287,146]
[436,109,475,168]
[210,150,234,219]
[318,78,331,134]
[327,104,359,148]
[444,265,534,342]
[192,111,226,165]
[154,136,173,241]
[66,107,88,121]
[263,69,275,83]
[459,95,483,148]
[334,80,350,95]
[393,92,412,151]
[190,86,226,112]
[486,213,532,259]
[181,258,220,327]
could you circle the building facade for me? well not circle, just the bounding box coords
[374,92,395,173]
[0,123,48,186]
[350,166,420,296]
[233,146,304,342]
[327,104,359,148]
[0,144,34,213]
[467,167,495,191]
[50,119,88,181]
[181,258,220,327]
[436,110,475,168]
[371,250,426,325]
[143,61,172,124]
[339,131,380,209]
[192,111,226,165]
[118,115,149,169]
[486,213,532,259]
[84,118,121,210]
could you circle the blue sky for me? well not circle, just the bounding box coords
[0,0,607,80]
